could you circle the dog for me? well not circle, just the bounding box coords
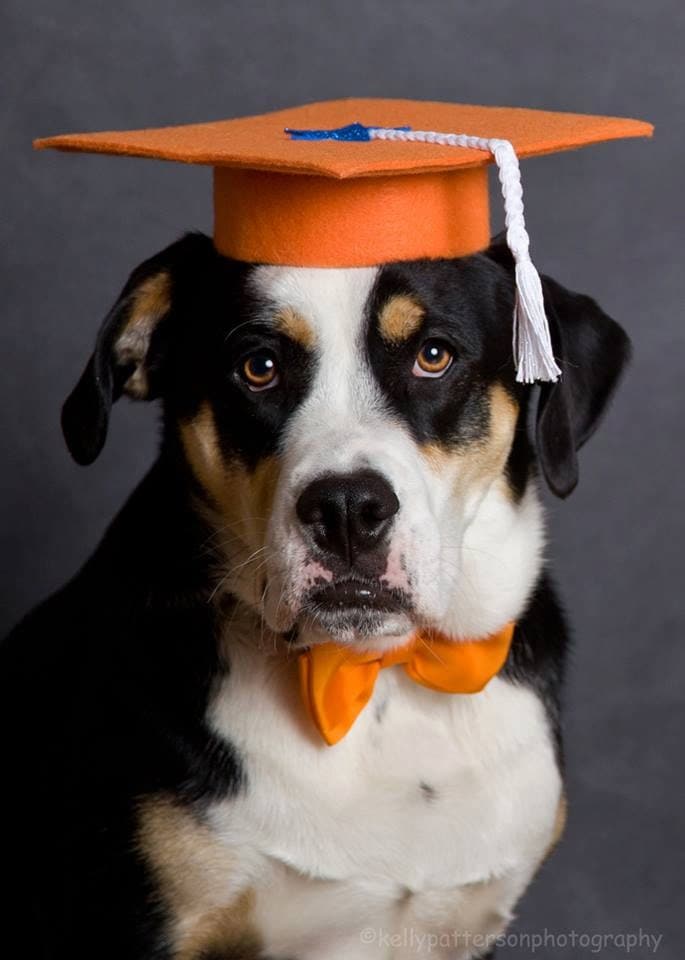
[0,231,629,959]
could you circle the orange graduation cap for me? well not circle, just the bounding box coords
[35,98,652,383]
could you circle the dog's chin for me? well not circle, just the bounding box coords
[294,581,415,651]
[302,609,415,648]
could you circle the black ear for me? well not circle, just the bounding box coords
[483,233,631,498]
[535,275,631,498]
[62,232,215,465]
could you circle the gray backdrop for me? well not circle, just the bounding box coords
[2,1,683,956]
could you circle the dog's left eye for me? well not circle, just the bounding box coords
[241,352,280,391]
[413,340,454,378]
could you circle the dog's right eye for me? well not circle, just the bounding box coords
[240,352,280,392]
[413,340,454,378]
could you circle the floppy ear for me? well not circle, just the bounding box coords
[62,232,214,465]
[483,233,631,498]
[535,275,631,498]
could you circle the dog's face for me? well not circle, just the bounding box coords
[226,261,523,645]
[63,233,629,646]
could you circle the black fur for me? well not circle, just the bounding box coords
[1,233,629,957]
[368,255,516,448]
[504,573,570,763]
[62,233,316,474]
[1,461,245,958]
[484,232,631,497]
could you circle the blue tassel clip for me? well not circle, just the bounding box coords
[285,122,411,142]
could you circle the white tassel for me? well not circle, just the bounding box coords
[513,257,561,383]
[370,127,561,383]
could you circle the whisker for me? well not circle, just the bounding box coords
[208,545,273,603]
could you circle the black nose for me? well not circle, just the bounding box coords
[296,470,400,565]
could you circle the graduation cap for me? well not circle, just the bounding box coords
[35,98,652,383]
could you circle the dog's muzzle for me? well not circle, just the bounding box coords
[294,469,406,636]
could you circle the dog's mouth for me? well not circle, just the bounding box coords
[299,579,414,639]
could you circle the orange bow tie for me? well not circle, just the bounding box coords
[298,623,515,745]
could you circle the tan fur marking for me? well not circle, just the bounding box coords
[275,306,316,348]
[179,403,281,602]
[137,795,261,959]
[421,384,519,496]
[180,402,280,537]
[546,791,568,860]
[129,270,172,327]
[117,270,172,399]
[178,402,225,508]
[378,294,425,344]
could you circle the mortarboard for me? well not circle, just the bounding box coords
[34,98,652,383]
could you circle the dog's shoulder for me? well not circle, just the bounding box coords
[0,462,247,959]
[504,572,570,760]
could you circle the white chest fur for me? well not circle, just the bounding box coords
[206,637,562,959]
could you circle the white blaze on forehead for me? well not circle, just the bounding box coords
[252,266,430,510]
[251,266,381,429]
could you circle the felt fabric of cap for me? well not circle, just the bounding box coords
[34,98,652,382]
[34,98,652,268]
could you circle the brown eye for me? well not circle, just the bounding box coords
[241,352,279,391]
[413,340,454,378]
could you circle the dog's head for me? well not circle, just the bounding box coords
[63,232,629,647]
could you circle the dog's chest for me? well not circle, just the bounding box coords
[207,641,561,899]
